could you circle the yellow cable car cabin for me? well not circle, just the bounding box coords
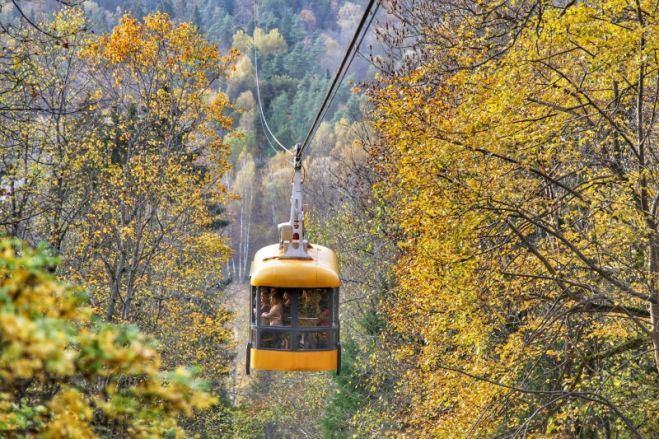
[246,243,340,373]
[246,145,341,374]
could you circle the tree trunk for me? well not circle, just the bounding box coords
[242,190,253,283]
[649,240,659,373]
[238,202,244,282]
[106,259,124,322]
[121,268,136,321]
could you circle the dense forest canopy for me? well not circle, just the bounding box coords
[0,0,658,437]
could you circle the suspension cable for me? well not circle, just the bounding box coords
[258,109,283,155]
[253,0,292,155]
[298,0,380,158]
[302,2,380,154]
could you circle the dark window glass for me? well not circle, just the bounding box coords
[259,331,289,350]
[282,289,293,325]
[299,289,332,327]
[250,287,257,325]
[296,331,332,350]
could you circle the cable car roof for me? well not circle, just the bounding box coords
[250,243,340,288]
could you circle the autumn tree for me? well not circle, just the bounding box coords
[1,6,237,416]
[76,12,229,316]
[227,151,256,283]
[0,9,96,253]
[370,0,659,436]
[0,239,216,437]
[71,12,237,387]
[254,27,288,56]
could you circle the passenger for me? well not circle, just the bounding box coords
[318,306,330,327]
[260,288,271,313]
[261,291,284,326]
[258,288,271,325]
[282,290,292,325]
[317,292,331,346]
[300,289,309,312]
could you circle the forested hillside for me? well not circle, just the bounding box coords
[1,0,658,438]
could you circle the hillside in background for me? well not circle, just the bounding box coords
[74,0,374,282]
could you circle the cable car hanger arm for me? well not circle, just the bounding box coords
[278,144,311,259]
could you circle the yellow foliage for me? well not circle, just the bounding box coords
[370,0,659,436]
[254,27,288,55]
[45,388,96,439]
[0,240,217,436]
[229,55,255,87]
[0,8,235,436]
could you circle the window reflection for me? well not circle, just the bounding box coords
[296,331,331,350]
[259,331,288,349]
[299,289,331,327]
[250,287,257,325]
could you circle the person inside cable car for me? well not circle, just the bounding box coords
[282,290,292,324]
[317,289,331,348]
[258,288,270,325]
[262,290,290,348]
[261,290,284,326]
[317,289,331,327]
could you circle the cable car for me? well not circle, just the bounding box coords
[246,145,341,374]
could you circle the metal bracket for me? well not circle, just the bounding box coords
[279,144,311,259]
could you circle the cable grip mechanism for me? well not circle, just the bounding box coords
[279,144,311,259]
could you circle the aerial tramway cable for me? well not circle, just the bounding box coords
[298,0,380,158]
[253,0,292,155]
[250,0,380,159]
[258,114,283,156]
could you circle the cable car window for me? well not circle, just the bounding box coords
[299,289,332,327]
[282,290,292,325]
[260,331,288,349]
[250,287,257,325]
[259,287,290,326]
[296,331,331,350]
[254,287,338,351]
